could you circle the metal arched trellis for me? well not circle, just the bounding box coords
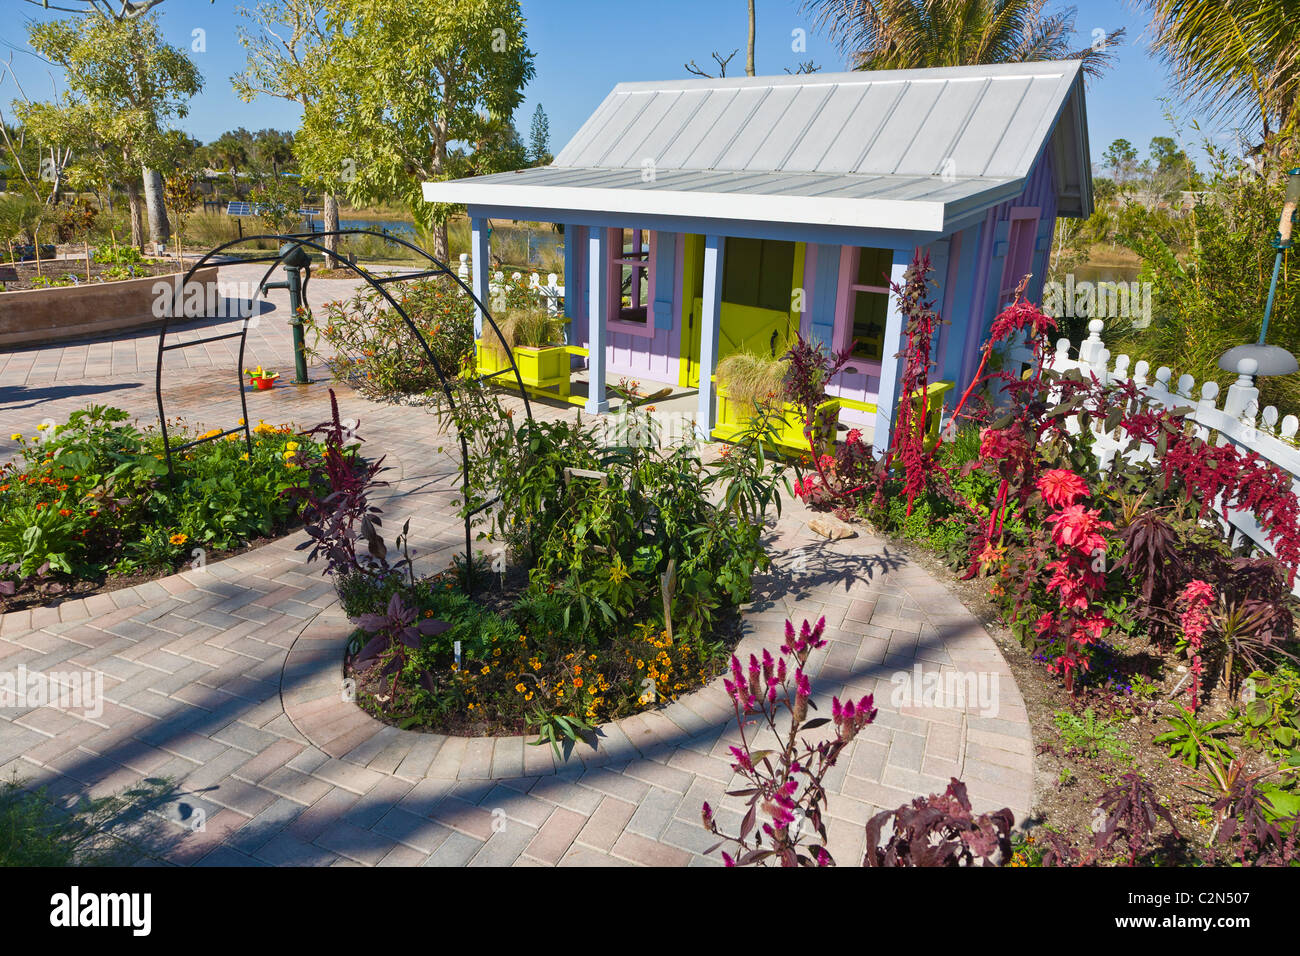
[153,229,535,592]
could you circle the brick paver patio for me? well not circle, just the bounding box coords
[0,263,1032,866]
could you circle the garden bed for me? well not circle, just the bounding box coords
[776,252,1300,867]
[0,256,181,291]
[895,537,1216,864]
[298,378,780,752]
[0,406,331,612]
[0,263,221,347]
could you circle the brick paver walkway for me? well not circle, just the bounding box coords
[0,265,1032,866]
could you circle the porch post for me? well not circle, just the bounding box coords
[586,226,609,414]
[470,215,490,338]
[873,246,914,457]
[696,234,725,441]
[562,224,581,342]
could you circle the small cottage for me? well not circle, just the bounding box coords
[423,60,1093,451]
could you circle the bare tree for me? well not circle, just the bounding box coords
[686,49,739,79]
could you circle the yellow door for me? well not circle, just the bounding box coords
[679,236,804,388]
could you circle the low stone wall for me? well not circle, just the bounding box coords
[0,266,221,348]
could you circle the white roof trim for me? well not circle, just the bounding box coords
[422,179,948,231]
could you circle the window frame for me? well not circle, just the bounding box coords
[834,245,893,372]
[605,227,657,338]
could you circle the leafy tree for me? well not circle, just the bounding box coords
[1113,140,1300,416]
[802,0,1124,78]
[1104,138,1139,190]
[528,104,551,166]
[249,173,302,235]
[253,128,296,180]
[17,12,201,249]
[163,172,202,264]
[1147,134,1200,199]
[296,0,535,262]
[233,0,344,264]
[458,115,528,176]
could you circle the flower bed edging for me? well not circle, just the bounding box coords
[279,536,1037,827]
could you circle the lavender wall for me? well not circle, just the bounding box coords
[957,154,1060,390]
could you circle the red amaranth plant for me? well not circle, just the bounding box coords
[701,616,876,866]
[1176,579,1215,712]
[1029,471,1113,693]
[882,248,943,516]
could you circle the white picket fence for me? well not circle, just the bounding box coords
[1005,318,1300,590]
[456,254,564,315]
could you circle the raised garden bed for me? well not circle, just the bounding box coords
[0,264,221,347]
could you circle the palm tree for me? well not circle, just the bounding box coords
[801,0,1124,79]
[1141,0,1299,144]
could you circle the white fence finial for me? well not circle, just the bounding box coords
[1223,357,1260,422]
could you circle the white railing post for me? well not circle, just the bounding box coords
[1222,357,1260,423]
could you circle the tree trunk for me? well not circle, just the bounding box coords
[433,221,449,264]
[746,0,756,76]
[323,192,341,268]
[142,167,171,246]
[126,179,144,250]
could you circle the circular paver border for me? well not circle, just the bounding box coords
[279,550,1037,823]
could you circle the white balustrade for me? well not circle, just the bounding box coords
[1003,323,1300,591]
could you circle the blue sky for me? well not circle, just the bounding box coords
[0,0,1242,172]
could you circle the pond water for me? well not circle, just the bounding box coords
[318,218,564,266]
[1070,262,1142,285]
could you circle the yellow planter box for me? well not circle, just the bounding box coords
[714,385,840,457]
[475,339,571,399]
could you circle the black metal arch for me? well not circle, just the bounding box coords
[153,228,536,589]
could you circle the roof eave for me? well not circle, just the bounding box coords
[422,181,950,232]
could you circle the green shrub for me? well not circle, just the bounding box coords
[307,275,479,400]
[0,406,323,593]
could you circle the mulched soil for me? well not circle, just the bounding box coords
[344,558,746,738]
[0,525,303,615]
[892,530,1234,861]
[2,256,183,291]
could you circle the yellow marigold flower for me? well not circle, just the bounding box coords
[480,665,490,675]
[240,453,249,461]
[169,533,188,546]
[492,648,501,657]
[285,442,299,452]
[515,682,526,693]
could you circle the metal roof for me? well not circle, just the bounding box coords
[423,60,1092,233]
